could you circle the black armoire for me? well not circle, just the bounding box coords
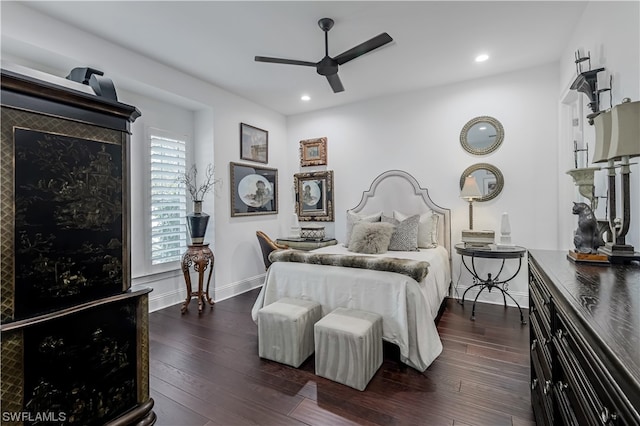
[1,64,155,425]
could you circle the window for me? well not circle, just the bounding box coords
[150,134,187,265]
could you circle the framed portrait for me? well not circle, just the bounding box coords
[299,137,327,167]
[294,170,334,221]
[230,162,277,217]
[240,123,268,164]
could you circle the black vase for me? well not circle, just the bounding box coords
[186,200,210,245]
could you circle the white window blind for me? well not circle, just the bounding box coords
[150,134,187,265]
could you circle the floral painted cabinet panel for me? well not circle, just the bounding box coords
[0,66,155,424]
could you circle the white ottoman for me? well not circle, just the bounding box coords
[258,297,322,368]
[314,307,383,391]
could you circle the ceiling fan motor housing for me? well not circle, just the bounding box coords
[317,57,338,76]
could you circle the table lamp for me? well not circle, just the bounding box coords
[460,175,483,230]
[592,98,640,262]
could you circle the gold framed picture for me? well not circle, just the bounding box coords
[294,170,334,222]
[299,137,327,167]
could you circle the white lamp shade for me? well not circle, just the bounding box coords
[592,110,612,163]
[460,175,482,200]
[608,100,640,160]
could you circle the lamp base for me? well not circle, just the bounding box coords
[567,250,609,265]
[461,230,495,245]
[598,243,640,264]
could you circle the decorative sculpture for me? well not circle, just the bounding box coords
[572,202,604,253]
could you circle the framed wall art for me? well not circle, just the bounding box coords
[240,122,268,163]
[294,170,334,221]
[299,137,327,167]
[230,162,278,217]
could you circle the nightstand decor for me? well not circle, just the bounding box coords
[300,224,325,241]
[498,212,514,247]
[460,175,482,230]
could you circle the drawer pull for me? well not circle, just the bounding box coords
[556,329,564,340]
[600,407,617,424]
[531,339,537,351]
[531,378,538,390]
[556,381,569,392]
[543,380,552,395]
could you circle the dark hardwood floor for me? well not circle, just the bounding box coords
[149,289,534,426]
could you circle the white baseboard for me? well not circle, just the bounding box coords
[146,287,185,313]
[453,285,529,309]
[214,274,265,302]
[133,273,266,313]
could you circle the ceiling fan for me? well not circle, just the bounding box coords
[255,18,393,93]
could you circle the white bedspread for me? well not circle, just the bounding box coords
[251,245,451,372]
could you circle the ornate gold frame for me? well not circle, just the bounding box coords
[294,170,334,221]
[299,137,327,166]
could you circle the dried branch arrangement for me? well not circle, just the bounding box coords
[178,163,218,201]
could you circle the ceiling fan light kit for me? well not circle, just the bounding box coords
[255,18,393,93]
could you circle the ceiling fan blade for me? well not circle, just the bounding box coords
[334,33,393,65]
[326,74,344,93]
[254,56,317,67]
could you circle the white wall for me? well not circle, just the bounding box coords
[559,1,640,252]
[287,63,561,307]
[1,2,288,311]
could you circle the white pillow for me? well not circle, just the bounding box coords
[345,210,382,246]
[394,210,439,248]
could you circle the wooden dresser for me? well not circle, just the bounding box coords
[528,250,639,425]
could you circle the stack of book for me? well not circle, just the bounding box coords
[462,230,495,248]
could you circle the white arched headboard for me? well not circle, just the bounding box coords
[348,170,451,258]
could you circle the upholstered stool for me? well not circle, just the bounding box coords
[314,307,383,391]
[258,297,322,368]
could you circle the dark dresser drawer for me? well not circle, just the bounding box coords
[528,250,640,426]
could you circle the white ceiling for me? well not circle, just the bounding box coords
[17,1,588,116]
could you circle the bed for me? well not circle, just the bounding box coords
[251,170,452,372]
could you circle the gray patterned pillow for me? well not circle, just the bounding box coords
[348,222,395,254]
[394,210,439,248]
[382,214,420,251]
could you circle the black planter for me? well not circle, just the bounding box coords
[187,200,210,245]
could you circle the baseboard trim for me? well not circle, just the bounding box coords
[214,274,265,302]
[453,286,529,309]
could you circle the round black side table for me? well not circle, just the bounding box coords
[455,243,527,324]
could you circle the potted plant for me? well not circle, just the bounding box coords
[178,164,217,245]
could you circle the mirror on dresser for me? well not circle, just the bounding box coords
[459,163,504,202]
[460,116,504,155]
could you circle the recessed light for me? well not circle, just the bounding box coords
[301,95,311,101]
[475,54,489,63]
